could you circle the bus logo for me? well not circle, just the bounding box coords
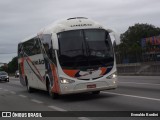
[2,112,11,117]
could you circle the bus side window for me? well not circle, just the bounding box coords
[32,37,42,55]
[22,37,42,56]
[40,34,53,59]
[22,39,34,56]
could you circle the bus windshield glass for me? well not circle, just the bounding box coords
[57,29,114,70]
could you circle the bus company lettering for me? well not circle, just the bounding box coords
[71,24,92,27]
[32,59,44,65]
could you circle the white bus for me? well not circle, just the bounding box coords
[18,17,117,99]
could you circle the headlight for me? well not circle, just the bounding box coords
[60,77,75,84]
[106,72,117,79]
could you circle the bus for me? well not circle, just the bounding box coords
[18,17,117,99]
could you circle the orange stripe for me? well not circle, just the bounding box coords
[50,64,60,93]
[20,58,25,79]
[100,67,107,75]
[26,57,44,82]
[63,69,79,77]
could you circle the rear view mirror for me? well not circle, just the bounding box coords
[109,32,117,50]
[109,32,116,44]
[52,33,59,50]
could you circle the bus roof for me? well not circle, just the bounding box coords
[21,17,113,43]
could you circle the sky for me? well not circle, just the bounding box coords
[0,0,160,63]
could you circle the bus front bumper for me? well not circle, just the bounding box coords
[59,79,117,95]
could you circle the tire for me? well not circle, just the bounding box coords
[47,80,59,99]
[92,91,100,94]
[26,78,33,93]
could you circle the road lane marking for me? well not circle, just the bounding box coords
[10,91,16,94]
[31,99,43,104]
[0,88,2,89]
[9,77,19,80]
[102,91,160,102]
[78,117,91,120]
[48,106,91,120]
[3,89,9,91]
[119,81,160,86]
[48,106,67,111]
[18,94,27,98]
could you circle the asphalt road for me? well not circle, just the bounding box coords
[0,76,160,120]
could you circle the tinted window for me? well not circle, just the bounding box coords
[40,34,54,59]
[58,30,84,57]
[57,29,114,69]
[22,37,41,56]
[85,29,112,57]
[85,29,105,41]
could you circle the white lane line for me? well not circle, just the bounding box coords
[102,91,160,102]
[3,89,9,91]
[78,117,91,120]
[18,94,27,98]
[31,99,43,104]
[119,81,160,86]
[0,88,2,89]
[48,106,67,111]
[48,106,91,120]
[10,91,16,94]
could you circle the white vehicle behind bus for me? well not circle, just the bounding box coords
[18,17,117,99]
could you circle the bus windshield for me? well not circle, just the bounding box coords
[57,29,114,70]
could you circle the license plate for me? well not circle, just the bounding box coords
[87,84,96,88]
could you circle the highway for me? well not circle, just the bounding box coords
[0,76,160,120]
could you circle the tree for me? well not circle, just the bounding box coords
[0,65,8,72]
[7,56,18,73]
[116,23,160,63]
[120,23,160,45]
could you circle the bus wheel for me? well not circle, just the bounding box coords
[26,78,33,93]
[47,81,59,99]
[92,91,100,94]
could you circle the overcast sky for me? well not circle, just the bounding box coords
[0,0,160,63]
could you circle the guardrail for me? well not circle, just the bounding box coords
[117,62,160,76]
